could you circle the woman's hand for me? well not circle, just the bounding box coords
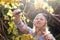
[12,9,21,24]
[44,34,53,40]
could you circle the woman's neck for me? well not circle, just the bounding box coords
[35,30,43,40]
[35,27,46,39]
[35,31,46,40]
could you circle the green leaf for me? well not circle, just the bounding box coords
[4,8,9,15]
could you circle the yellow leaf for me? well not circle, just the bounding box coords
[34,0,39,9]
[7,10,13,17]
[8,22,14,29]
[0,0,5,4]
[22,15,26,20]
[5,0,10,3]
[4,16,9,20]
[7,27,12,34]
[15,36,21,40]
[21,34,36,40]
[27,19,30,22]
[4,3,12,9]
[11,36,15,40]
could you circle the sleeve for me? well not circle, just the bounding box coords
[19,20,33,34]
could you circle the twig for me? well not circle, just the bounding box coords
[0,19,9,40]
[0,34,6,40]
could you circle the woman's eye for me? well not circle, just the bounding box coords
[36,18,39,20]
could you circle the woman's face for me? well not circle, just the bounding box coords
[33,14,46,29]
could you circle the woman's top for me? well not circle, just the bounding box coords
[33,33,55,40]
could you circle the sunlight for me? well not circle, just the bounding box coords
[34,0,54,14]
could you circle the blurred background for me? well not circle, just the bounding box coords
[0,0,60,40]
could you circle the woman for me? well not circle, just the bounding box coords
[13,9,55,40]
[32,13,55,40]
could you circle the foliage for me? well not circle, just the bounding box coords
[0,0,35,40]
[21,34,36,40]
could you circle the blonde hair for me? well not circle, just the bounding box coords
[33,13,50,34]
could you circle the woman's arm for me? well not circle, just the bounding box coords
[13,9,33,34]
[17,20,33,34]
